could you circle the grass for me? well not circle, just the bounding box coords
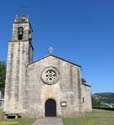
[64,109,114,125]
[0,108,114,125]
[0,118,35,125]
[0,119,35,125]
[0,108,4,120]
[0,108,35,125]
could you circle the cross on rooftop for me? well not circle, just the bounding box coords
[48,47,54,55]
[21,5,27,17]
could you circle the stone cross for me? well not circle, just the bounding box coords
[21,5,27,17]
[48,47,54,55]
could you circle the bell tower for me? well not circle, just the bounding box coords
[4,15,33,117]
[12,15,32,42]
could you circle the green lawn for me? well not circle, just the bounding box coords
[0,108,35,125]
[64,109,114,125]
[0,109,114,125]
[0,118,35,125]
[0,108,4,120]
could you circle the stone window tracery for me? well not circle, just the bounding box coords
[41,67,59,85]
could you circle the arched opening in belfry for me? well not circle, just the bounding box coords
[18,27,24,40]
[45,99,56,117]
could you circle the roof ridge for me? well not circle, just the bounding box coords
[28,54,81,68]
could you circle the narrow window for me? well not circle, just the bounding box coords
[83,97,85,103]
[29,30,32,41]
[18,27,23,40]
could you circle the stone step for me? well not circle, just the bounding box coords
[32,117,64,125]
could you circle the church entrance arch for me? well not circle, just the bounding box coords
[45,99,56,117]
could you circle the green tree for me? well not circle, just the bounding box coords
[92,95,101,107]
[0,61,6,96]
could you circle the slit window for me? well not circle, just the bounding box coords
[83,97,85,103]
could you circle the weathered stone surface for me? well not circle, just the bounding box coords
[4,15,92,118]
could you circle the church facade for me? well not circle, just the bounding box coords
[4,15,92,118]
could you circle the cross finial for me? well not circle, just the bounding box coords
[48,47,54,55]
[21,5,27,17]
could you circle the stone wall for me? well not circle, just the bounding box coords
[4,41,33,114]
[21,55,85,117]
[81,84,92,112]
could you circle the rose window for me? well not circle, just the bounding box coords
[41,67,59,85]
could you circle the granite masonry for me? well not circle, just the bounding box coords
[4,15,92,118]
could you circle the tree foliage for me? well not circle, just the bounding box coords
[92,95,101,107]
[0,61,6,90]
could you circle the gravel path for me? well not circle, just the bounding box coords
[32,117,64,125]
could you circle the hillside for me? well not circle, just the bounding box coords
[94,92,114,104]
[92,92,114,108]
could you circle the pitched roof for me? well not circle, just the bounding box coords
[29,54,81,68]
[81,78,91,87]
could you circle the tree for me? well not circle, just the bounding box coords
[0,61,6,96]
[92,95,101,107]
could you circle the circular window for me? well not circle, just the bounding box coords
[41,67,59,85]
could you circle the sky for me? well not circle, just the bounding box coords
[0,0,114,93]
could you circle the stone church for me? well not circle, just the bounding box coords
[4,15,92,118]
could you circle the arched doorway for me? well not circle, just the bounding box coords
[45,99,56,117]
